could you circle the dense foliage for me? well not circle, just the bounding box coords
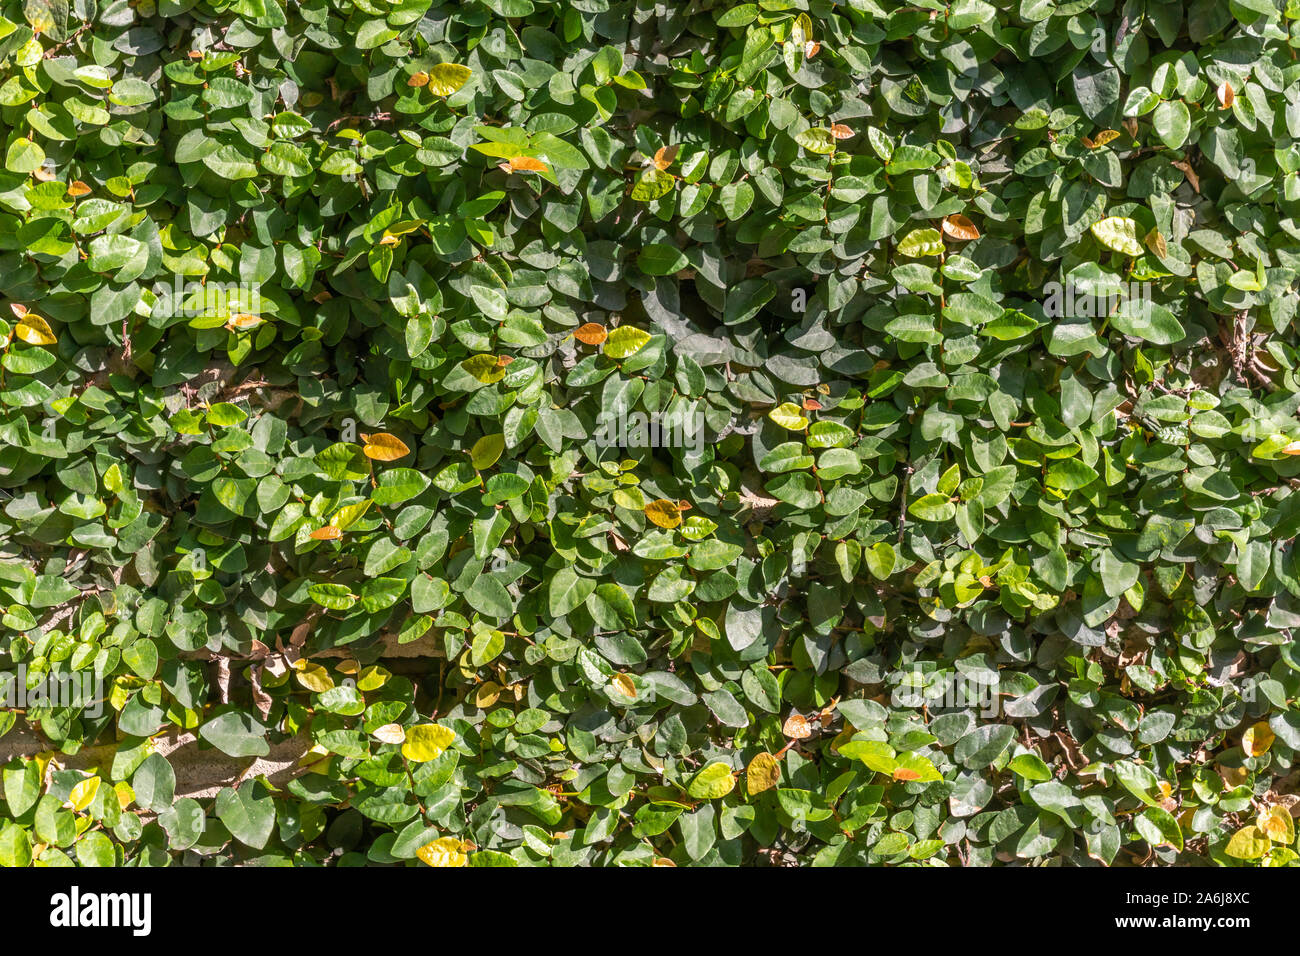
[1,0,1300,868]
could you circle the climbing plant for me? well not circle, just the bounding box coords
[1,0,1300,866]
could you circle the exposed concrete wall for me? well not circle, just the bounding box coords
[0,630,444,799]
[0,724,314,799]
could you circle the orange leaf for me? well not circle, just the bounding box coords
[644,499,682,529]
[9,303,28,318]
[226,313,263,331]
[361,432,410,461]
[941,214,980,241]
[804,40,820,58]
[653,145,679,171]
[1217,81,1235,110]
[782,713,812,739]
[408,71,429,87]
[67,181,92,197]
[32,165,56,183]
[802,398,823,411]
[829,123,853,140]
[310,526,343,541]
[573,322,607,345]
[1282,440,1300,456]
[507,156,549,174]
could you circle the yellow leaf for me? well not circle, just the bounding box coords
[1259,804,1294,843]
[461,353,506,384]
[603,325,651,359]
[1225,825,1269,860]
[687,762,737,799]
[293,660,334,693]
[1243,721,1275,757]
[475,681,502,708]
[746,752,781,795]
[14,312,57,346]
[361,432,410,461]
[402,723,457,762]
[768,402,809,430]
[329,500,371,531]
[611,673,637,698]
[790,11,813,48]
[426,63,472,97]
[644,498,682,529]
[356,664,389,691]
[1090,216,1144,257]
[373,723,406,744]
[66,776,100,812]
[417,836,469,867]
[1085,129,1120,148]
[114,782,134,811]
[470,433,505,470]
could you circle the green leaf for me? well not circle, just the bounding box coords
[687,762,737,799]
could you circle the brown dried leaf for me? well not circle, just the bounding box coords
[941,214,980,241]
[1171,159,1200,194]
[573,322,608,345]
[653,145,679,171]
[783,713,812,739]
